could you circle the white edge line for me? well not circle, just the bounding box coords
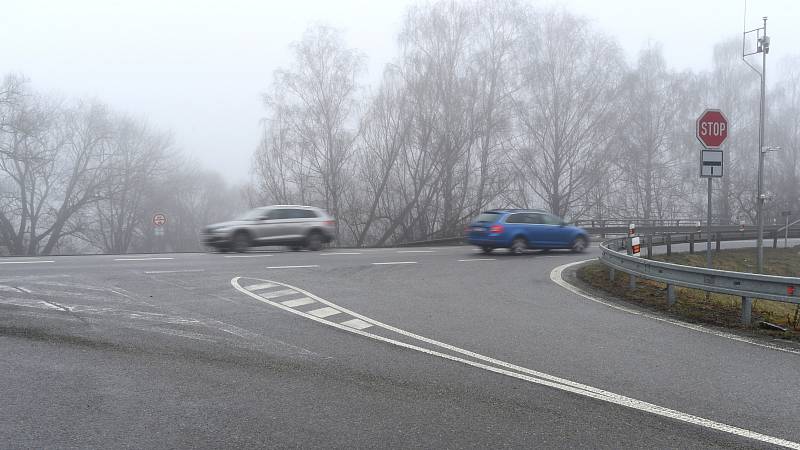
[230,276,800,449]
[266,265,319,269]
[372,261,418,265]
[550,259,800,356]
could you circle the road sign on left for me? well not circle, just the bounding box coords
[153,213,167,227]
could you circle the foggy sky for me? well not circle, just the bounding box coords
[1,0,798,183]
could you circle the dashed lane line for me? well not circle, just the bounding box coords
[266,265,320,269]
[0,260,54,265]
[372,261,417,265]
[550,260,800,356]
[144,269,205,274]
[231,277,800,449]
[114,257,174,261]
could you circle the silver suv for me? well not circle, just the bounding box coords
[201,205,336,252]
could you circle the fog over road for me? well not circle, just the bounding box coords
[1,244,799,448]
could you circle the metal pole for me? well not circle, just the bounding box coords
[786,216,790,248]
[756,16,767,274]
[707,177,712,268]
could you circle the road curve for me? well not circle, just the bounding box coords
[1,244,798,448]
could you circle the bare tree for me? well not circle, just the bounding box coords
[272,25,364,225]
[769,55,800,218]
[614,44,690,219]
[512,9,625,218]
[0,77,112,255]
[89,116,172,253]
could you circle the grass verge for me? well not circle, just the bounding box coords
[576,246,800,341]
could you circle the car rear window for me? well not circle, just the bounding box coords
[475,212,501,223]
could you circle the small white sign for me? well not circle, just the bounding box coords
[631,236,641,257]
[700,150,723,178]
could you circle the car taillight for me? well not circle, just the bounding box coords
[489,224,504,234]
[325,220,336,226]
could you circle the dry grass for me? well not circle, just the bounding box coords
[577,246,800,340]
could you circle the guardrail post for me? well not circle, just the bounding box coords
[667,284,676,306]
[609,268,616,282]
[646,234,652,258]
[741,297,753,326]
[689,233,694,253]
[773,231,778,249]
[666,234,672,256]
[629,274,636,290]
[715,233,721,251]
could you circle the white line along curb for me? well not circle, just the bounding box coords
[231,276,800,449]
[550,259,800,356]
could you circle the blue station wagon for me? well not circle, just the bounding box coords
[466,209,589,255]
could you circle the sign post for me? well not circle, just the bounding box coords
[153,213,167,252]
[697,109,728,269]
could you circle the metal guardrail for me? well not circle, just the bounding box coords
[599,234,800,325]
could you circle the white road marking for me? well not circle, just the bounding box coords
[0,297,64,310]
[232,277,800,449]
[372,261,417,265]
[320,252,362,256]
[340,318,373,330]
[0,285,20,292]
[16,287,32,294]
[224,254,273,258]
[550,260,800,356]
[458,258,496,262]
[144,269,205,274]
[0,260,54,265]
[114,257,174,261]
[307,306,341,318]
[244,282,278,291]
[259,289,299,299]
[266,265,319,269]
[397,250,434,253]
[281,297,316,307]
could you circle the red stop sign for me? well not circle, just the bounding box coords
[696,109,728,149]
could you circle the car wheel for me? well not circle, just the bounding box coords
[571,236,588,253]
[289,245,302,252]
[481,246,493,254]
[305,231,323,251]
[510,237,527,255]
[232,232,250,253]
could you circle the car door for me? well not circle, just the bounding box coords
[255,208,287,243]
[540,213,566,248]
[543,213,571,246]
[283,208,312,241]
[523,213,548,247]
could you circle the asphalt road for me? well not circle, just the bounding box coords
[1,242,799,448]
